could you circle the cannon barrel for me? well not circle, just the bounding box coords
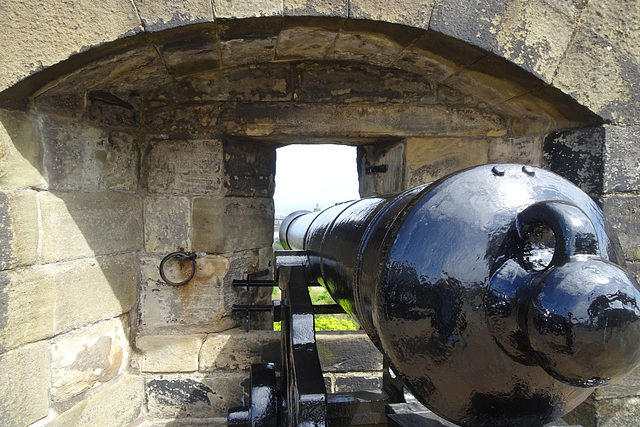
[279,164,640,426]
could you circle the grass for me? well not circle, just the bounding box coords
[272,286,360,331]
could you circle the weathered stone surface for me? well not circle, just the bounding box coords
[0,267,56,352]
[488,136,543,165]
[221,36,278,67]
[0,109,46,189]
[50,316,130,403]
[35,45,171,103]
[199,329,280,372]
[327,30,405,68]
[39,191,142,263]
[579,0,640,72]
[543,127,605,194]
[275,27,337,60]
[138,251,270,332]
[146,374,247,418]
[41,117,139,191]
[192,197,273,253]
[0,341,49,426]
[215,0,283,18]
[495,0,580,82]
[295,62,435,103]
[405,137,489,186]
[133,0,214,32]
[349,0,435,29]
[553,27,640,124]
[138,334,206,373]
[334,374,382,392]
[145,102,508,139]
[0,0,143,91]
[602,125,640,193]
[152,63,292,104]
[47,374,145,427]
[316,331,383,372]
[601,195,640,261]
[154,25,220,78]
[143,139,225,195]
[284,0,348,17]
[358,141,406,197]
[430,0,507,53]
[53,254,138,333]
[0,190,38,270]
[565,395,640,427]
[223,139,275,197]
[144,196,191,254]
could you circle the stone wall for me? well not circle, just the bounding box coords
[0,109,143,426]
[0,1,639,426]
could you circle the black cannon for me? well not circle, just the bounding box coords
[230,164,640,427]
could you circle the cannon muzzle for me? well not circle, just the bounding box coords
[279,164,640,426]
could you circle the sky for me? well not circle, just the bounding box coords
[273,144,361,215]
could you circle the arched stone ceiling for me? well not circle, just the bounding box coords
[1,0,638,126]
[0,18,605,144]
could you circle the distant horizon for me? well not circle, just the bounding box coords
[273,144,360,215]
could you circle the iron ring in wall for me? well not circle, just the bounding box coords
[159,250,198,286]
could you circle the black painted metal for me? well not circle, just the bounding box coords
[279,164,640,426]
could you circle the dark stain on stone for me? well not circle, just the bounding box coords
[148,378,215,407]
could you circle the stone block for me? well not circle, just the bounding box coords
[494,0,579,83]
[295,62,435,104]
[0,266,56,352]
[358,142,406,197]
[146,102,507,140]
[143,139,224,195]
[146,374,247,419]
[316,331,383,372]
[154,25,220,78]
[221,36,278,67]
[488,136,543,166]
[553,27,640,124]
[0,190,38,270]
[349,0,435,29]
[41,117,139,191]
[223,139,275,197]
[0,0,143,92]
[214,0,283,18]
[405,138,489,187]
[334,374,382,392]
[47,374,145,427]
[0,341,49,426]
[284,0,348,17]
[565,395,640,427]
[151,63,292,104]
[53,254,138,333]
[543,127,605,194]
[192,197,273,253]
[275,27,337,61]
[144,196,191,254]
[138,334,206,373]
[0,109,46,190]
[50,316,130,403]
[602,125,640,193]
[430,0,507,53]
[39,191,142,264]
[601,195,640,261]
[133,0,214,32]
[580,0,640,70]
[138,249,272,332]
[327,30,404,68]
[199,329,280,372]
